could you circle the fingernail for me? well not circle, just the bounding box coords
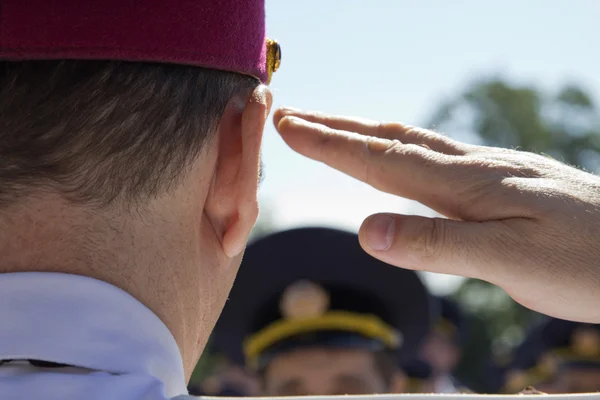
[365,214,395,251]
[276,115,300,131]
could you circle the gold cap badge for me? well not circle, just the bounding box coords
[280,280,330,320]
[266,38,281,84]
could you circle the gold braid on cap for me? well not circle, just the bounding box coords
[243,281,401,370]
[243,311,402,370]
[265,38,281,84]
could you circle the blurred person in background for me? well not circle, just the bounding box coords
[211,227,435,396]
[537,319,600,393]
[500,321,556,393]
[420,297,469,393]
[502,318,600,393]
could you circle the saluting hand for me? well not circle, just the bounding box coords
[273,108,600,323]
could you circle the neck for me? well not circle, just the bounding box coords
[0,193,209,380]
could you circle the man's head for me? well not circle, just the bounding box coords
[0,0,279,379]
[212,227,434,396]
[0,59,271,376]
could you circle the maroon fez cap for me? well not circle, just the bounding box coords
[0,0,281,83]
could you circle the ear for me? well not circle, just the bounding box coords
[205,85,272,258]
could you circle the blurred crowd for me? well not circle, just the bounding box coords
[188,228,600,396]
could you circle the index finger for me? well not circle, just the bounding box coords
[276,115,462,204]
[274,108,470,156]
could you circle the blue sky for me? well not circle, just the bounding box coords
[259,0,600,293]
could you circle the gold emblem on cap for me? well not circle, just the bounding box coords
[571,327,600,357]
[280,280,330,320]
[266,38,281,84]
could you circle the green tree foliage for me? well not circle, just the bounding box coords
[428,79,600,171]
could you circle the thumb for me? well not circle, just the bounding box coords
[358,213,514,283]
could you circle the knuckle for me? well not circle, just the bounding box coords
[403,125,441,147]
[364,138,433,190]
[364,136,400,186]
[377,121,427,139]
[376,121,403,137]
[365,135,399,156]
[404,125,428,140]
[403,218,445,264]
[391,142,420,156]
[395,143,446,169]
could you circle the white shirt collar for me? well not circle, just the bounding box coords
[0,272,187,397]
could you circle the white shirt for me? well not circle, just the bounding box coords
[0,272,193,400]
[2,274,597,400]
